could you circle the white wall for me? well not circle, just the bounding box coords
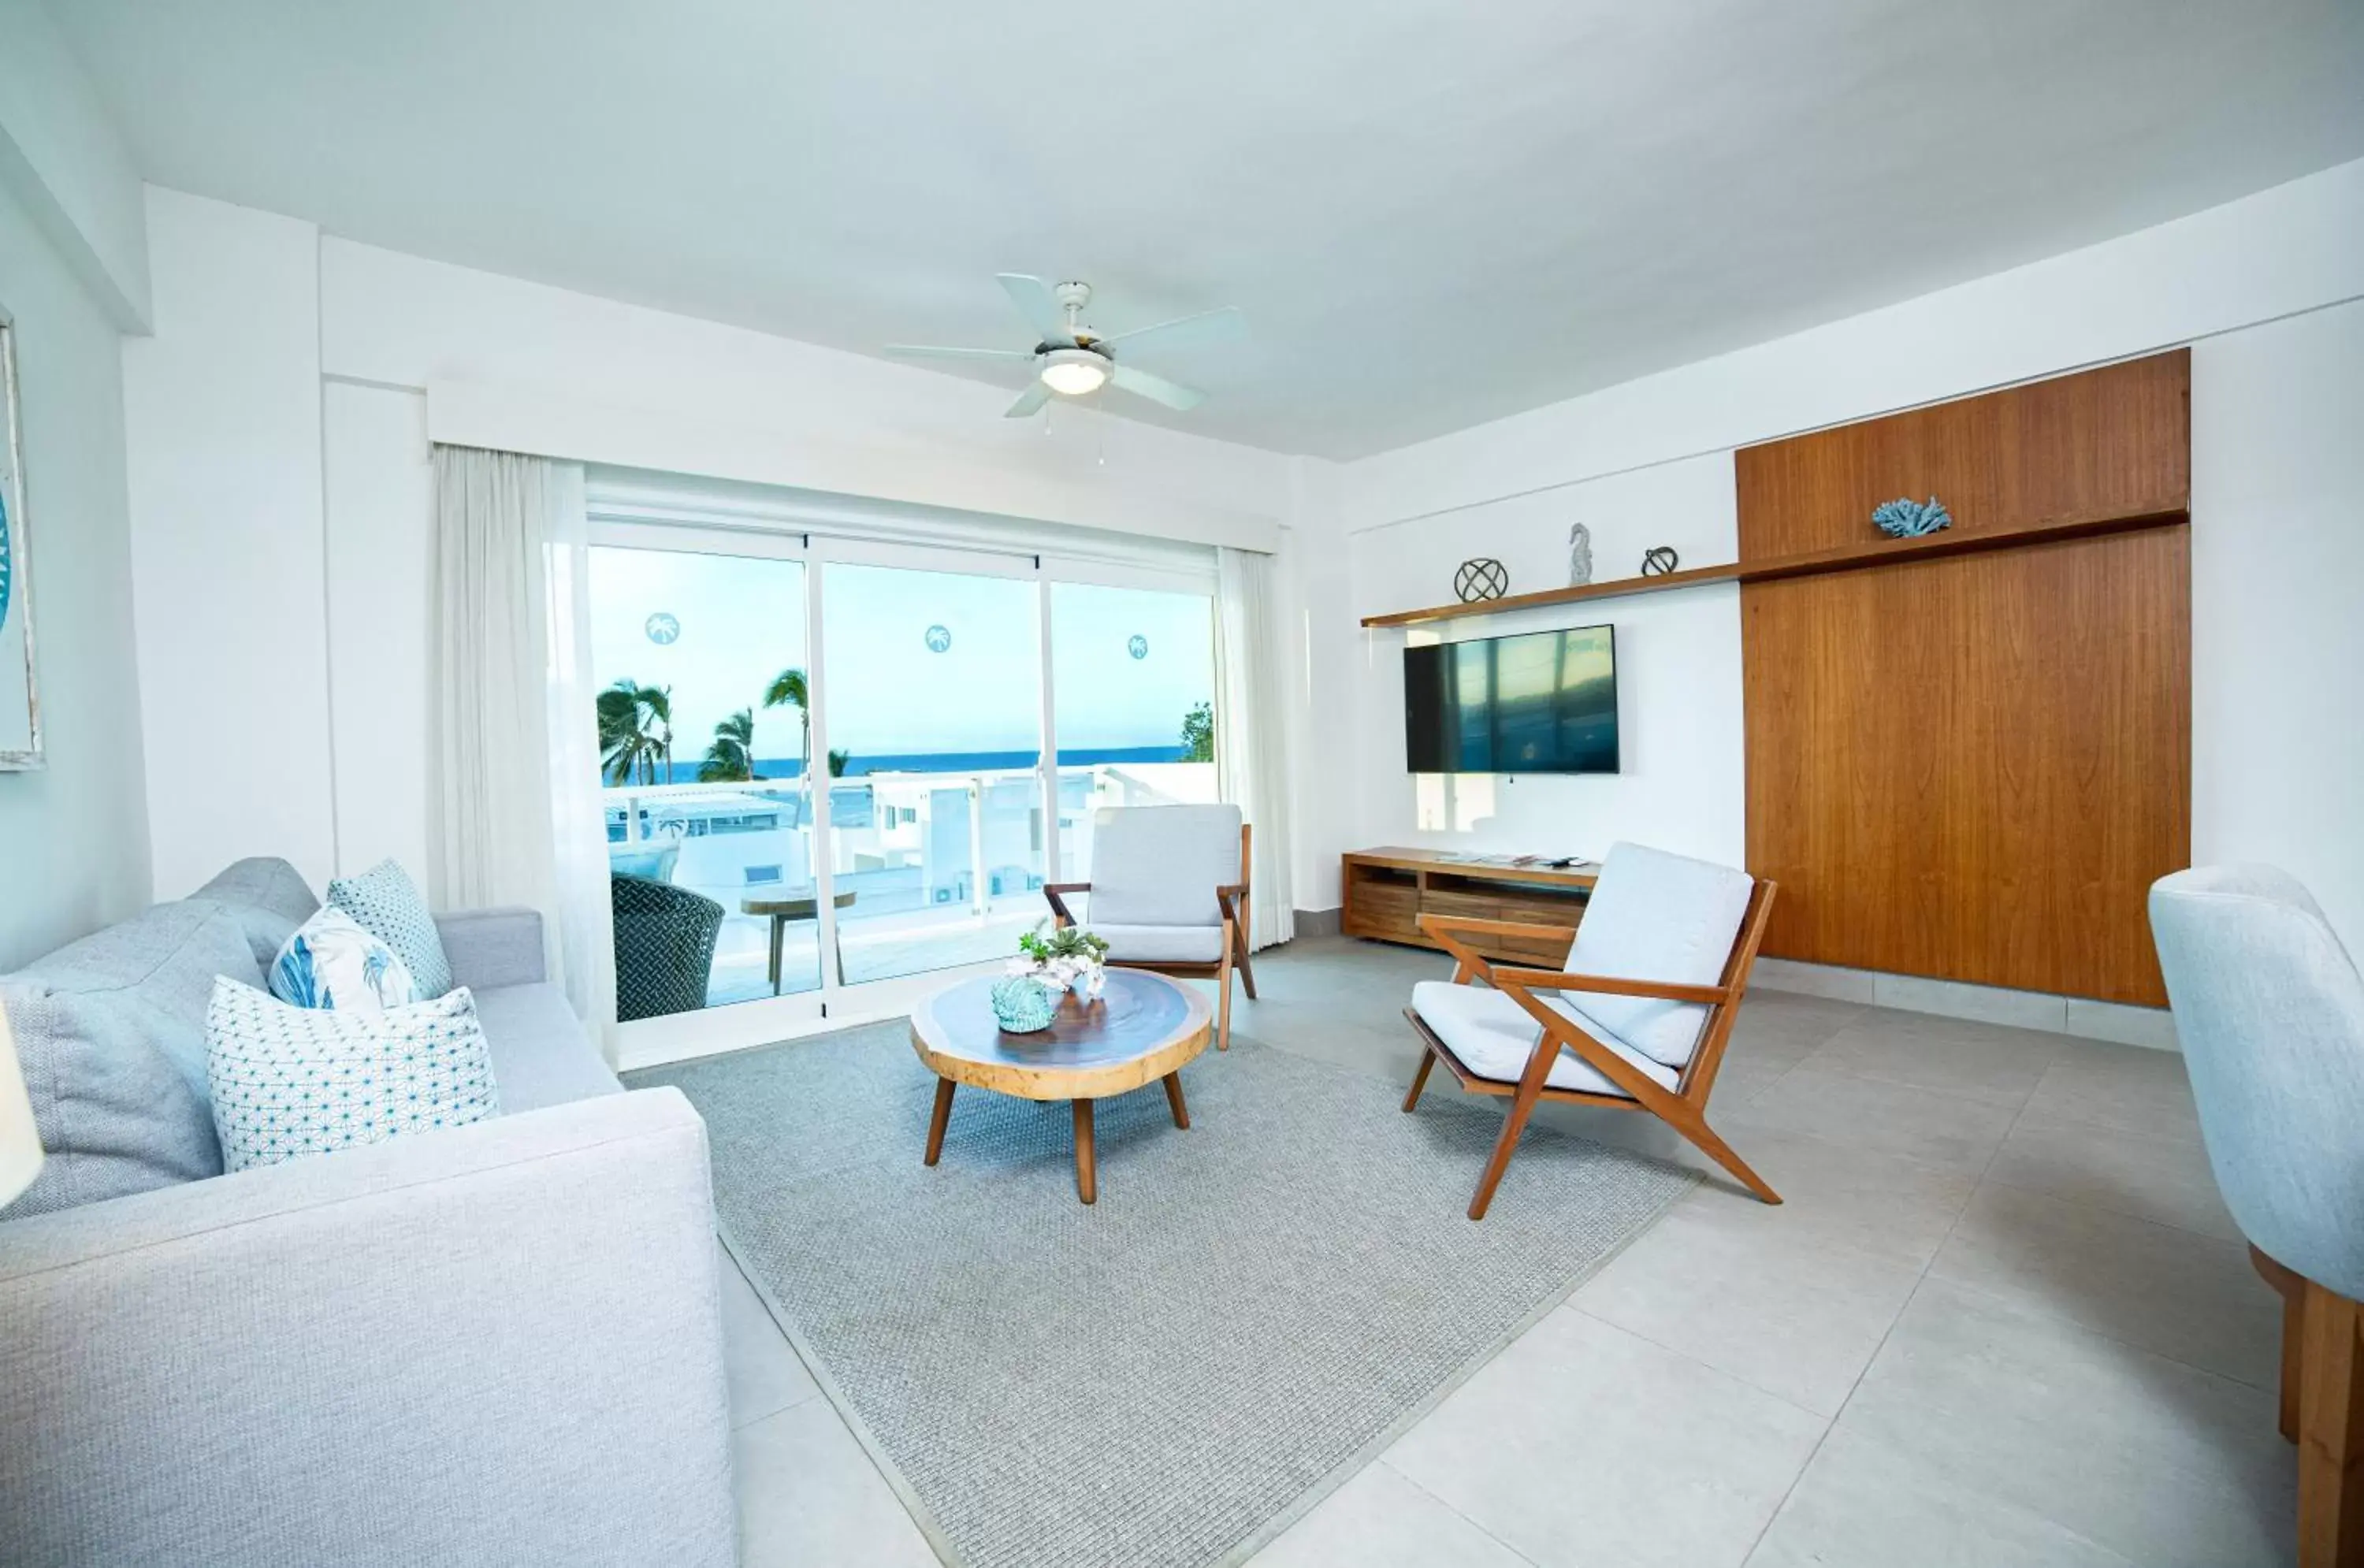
[125,190,1311,901]
[1348,455,1746,869]
[2190,298,2364,949]
[123,188,336,897]
[0,170,151,968]
[1322,158,2364,962]
[0,0,150,329]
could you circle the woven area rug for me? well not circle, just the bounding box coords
[631,1024,1693,1568]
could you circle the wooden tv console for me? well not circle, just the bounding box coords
[1340,847,1596,964]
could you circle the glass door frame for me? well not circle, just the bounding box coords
[589,515,1221,1068]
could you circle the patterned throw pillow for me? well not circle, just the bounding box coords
[268,906,417,1012]
[205,979,500,1172]
[326,859,454,998]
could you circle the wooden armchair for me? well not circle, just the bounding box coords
[1045,804,1254,1050]
[1401,842,1778,1220]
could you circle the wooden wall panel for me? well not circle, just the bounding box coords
[1737,351,2190,559]
[1738,351,2191,1007]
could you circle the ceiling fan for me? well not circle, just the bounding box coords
[884,275,1243,418]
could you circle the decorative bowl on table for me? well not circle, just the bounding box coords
[990,975,1059,1034]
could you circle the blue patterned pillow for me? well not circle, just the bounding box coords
[326,859,453,998]
[269,906,417,1011]
[205,979,500,1172]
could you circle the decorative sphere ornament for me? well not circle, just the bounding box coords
[1567,522,1593,587]
[1641,547,1680,576]
[1872,496,1953,538]
[1454,558,1509,603]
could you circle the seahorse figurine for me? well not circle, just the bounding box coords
[1567,522,1593,587]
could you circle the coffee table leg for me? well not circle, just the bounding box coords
[924,1079,956,1166]
[1072,1098,1097,1205]
[1163,1071,1190,1130]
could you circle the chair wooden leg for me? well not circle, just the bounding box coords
[1468,1084,1541,1221]
[2298,1278,2364,1568]
[924,1078,955,1166]
[1234,925,1258,1001]
[1665,1105,1782,1206]
[1402,1046,1437,1113]
[2256,1246,2307,1444]
[1216,921,1235,1050]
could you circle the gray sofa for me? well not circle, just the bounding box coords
[0,859,736,1566]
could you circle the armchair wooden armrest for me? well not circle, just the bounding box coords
[1490,968,1730,1005]
[1043,882,1090,927]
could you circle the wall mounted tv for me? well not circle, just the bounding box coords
[1403,624,1619,775]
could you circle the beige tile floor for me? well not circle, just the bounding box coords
[719,936,2294,1567]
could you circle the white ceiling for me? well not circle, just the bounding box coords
[51,1,2364,459]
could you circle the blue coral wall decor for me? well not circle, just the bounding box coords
[1872,496,1952,538]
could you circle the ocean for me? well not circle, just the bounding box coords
[643,745,1195,785]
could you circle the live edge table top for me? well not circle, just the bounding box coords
[908,968,1213,1102]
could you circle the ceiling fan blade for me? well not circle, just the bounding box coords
[1004,382,1053,419]
[1109,363,1206,411]
[883,344,1037,364]
[1097,305,1245,356]
[996,274,1075,345]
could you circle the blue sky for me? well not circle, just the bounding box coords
[588,547,1213,763]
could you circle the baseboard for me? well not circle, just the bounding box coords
[1290,906,1344,938]
[1749,957,2179,1051]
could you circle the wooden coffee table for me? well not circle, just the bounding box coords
[909,968,1213,1204]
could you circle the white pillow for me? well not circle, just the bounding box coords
[205,979,500,1172]
[269,906,417,1011]
[1558,842,1755,1070]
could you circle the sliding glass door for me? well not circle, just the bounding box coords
[584,519,1218,1054]
[817,551,1047,985]
[589,537,823,1020]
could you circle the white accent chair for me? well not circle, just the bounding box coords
[1046,804,1254,1049]
[1403,842,1778,1219]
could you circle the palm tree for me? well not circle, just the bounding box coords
[1180,700,1214,764]
[764,667,812,778]
[827,748,851,778]
[697,708,760,782]
[597,679,674,786]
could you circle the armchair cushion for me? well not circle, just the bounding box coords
[1087,804,1243,927]
[1411,980,1678,1099]
[1558,842,1754,1069]
[1092,923,1226,964]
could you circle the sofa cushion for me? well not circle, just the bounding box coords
[471,982,620,1113]
[206,979,500,1172]
[269,907,418,1012]
[329,860,454,998]
[0,901,264,1217]
[1410,980,1677,1098]
[1091,923,1226,964]
[191,857,321,969]
[1557,842,1754,1070]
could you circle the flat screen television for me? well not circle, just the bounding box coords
[1403,624,1619,775]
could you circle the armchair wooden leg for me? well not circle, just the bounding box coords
[1666,1107,1782,1206]
[1234,923,1258,1001]
[1402,1046,1437,1113]
[2256,1245,2307,1444]
[1469,1031,1561,1221]
[1216,920,1235,1050]
[2298,1278,2364,1568]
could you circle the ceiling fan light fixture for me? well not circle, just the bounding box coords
[1039,347,1111,397]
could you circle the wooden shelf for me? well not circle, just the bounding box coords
[1340,848,1596,960]
[1358,502,2189,628]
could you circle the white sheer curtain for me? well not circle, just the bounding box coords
[430,446,616,1042]
[1214,546,1295,949]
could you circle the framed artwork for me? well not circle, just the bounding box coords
[0,314,41,771]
